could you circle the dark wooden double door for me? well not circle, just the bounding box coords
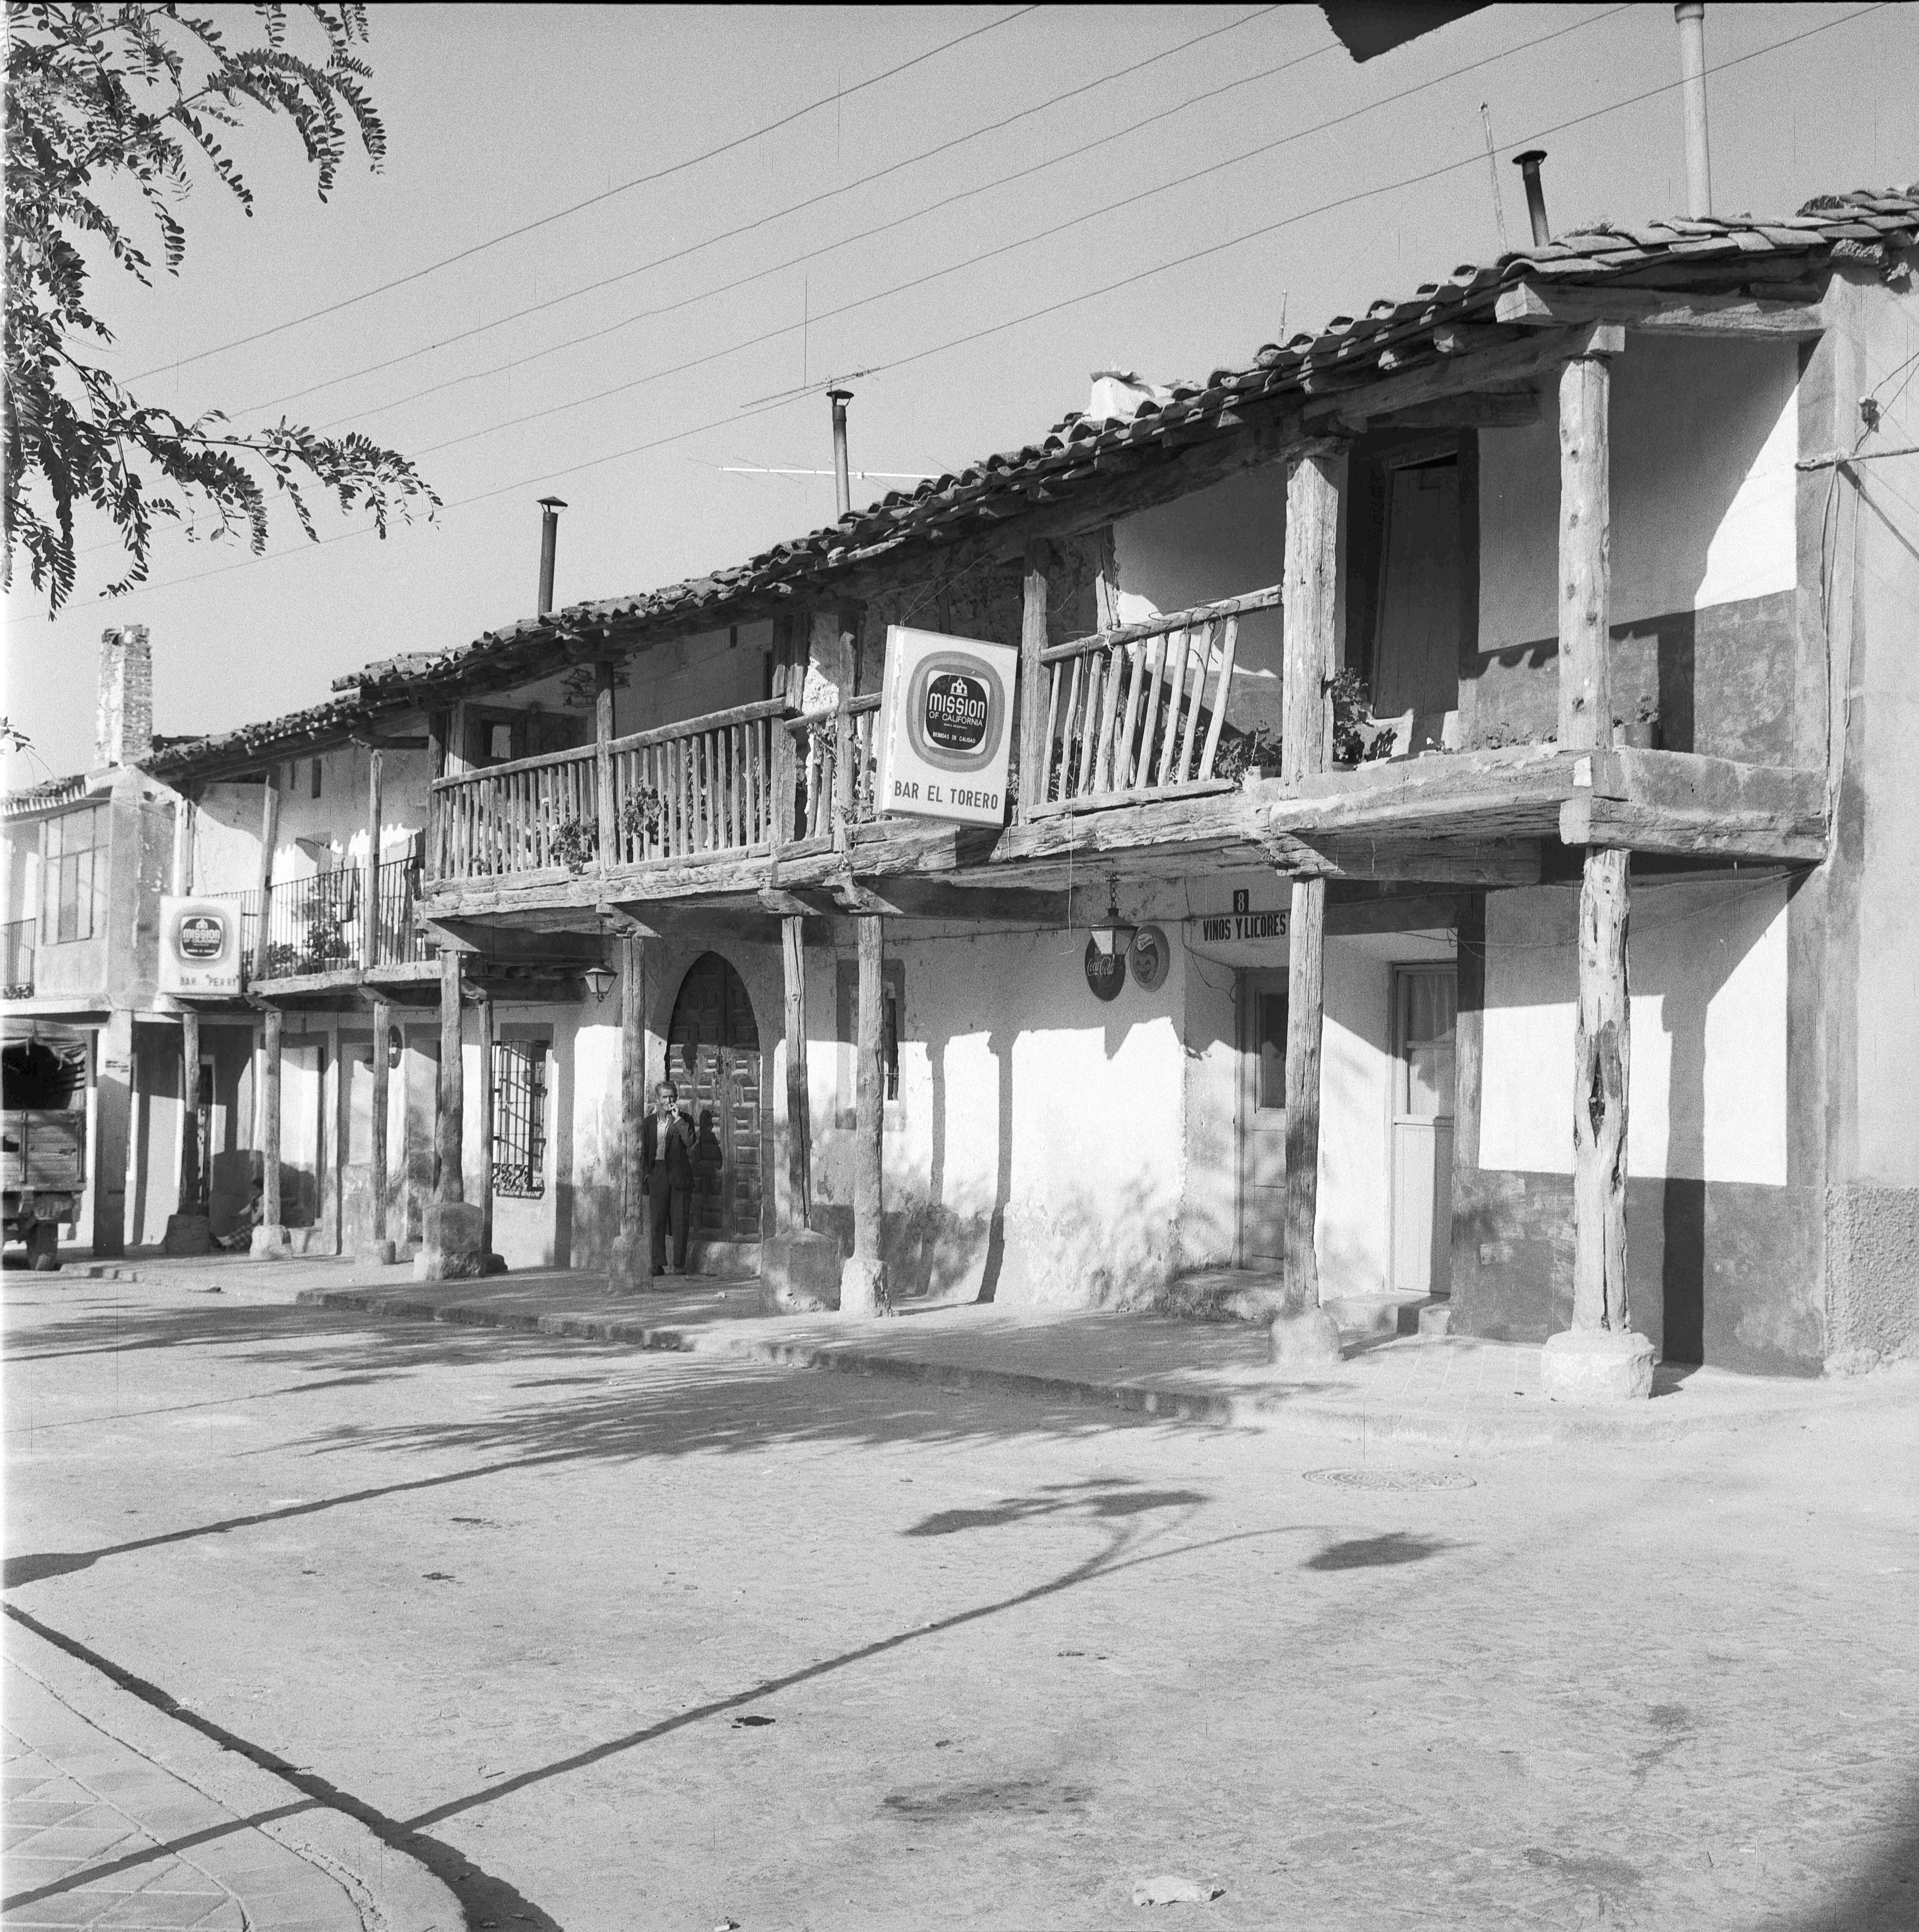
[665,952,763,1242]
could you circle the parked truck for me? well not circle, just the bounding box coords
[3,1021,88,1270]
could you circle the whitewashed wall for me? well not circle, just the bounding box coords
[1480,335,1799,648]
[1478,877,1790,1184]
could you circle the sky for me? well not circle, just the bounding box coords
[4,0,1915,781]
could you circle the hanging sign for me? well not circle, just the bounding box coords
[159,896,242,997]
[876,625,1019,827]
[1084,934,1127,1002]
[1130,924,1170,990]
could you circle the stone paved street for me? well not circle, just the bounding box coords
[4,1271,1916,1931]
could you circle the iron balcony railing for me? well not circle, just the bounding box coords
[2,918,35,997]
[253,858,421,982]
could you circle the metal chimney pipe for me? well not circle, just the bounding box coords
[537,497,566,616]
[1675,3,1712,218]
[1511,150,1551,247]
[827,388,853,520]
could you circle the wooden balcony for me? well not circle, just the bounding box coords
[418,588,1830,926]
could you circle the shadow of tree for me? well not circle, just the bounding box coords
[1305,1531,1455,1571]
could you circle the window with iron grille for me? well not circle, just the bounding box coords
[491,1039,547,1198]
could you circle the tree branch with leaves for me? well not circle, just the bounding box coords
[3,2,439,612]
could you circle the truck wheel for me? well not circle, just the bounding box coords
[27,1223,60,1271]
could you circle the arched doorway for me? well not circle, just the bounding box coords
[664,952,764,1244]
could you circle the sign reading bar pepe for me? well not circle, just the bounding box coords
[876,625,1019,827]
[158,896,242,997]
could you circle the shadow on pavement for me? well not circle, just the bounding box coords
[1305,1531,1455,1571]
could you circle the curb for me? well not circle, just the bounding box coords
[5,1614,462,1932]
[297,1285,1813,1450]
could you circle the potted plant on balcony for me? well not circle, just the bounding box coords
[1614,695,1660,750]
[1330,669,1397,767]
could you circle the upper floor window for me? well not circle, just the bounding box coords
[43,806,105,944]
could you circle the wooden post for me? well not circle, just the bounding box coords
[832,698,854,851]
[178,1006,201,1216]
[437,948,464,1203]
[369,994,392,1258]
[1277,439,1347,1326]
[609,930,652,1291]
[782,914,812,1229]
[1558,328,1633,1338]
[595,660,617,865]
[1018,539,1051,819]
[476,983,495,1263]
[260,1003,283,1232]
[361,747,382,971]
[844,913,887,1316]
[251,769,279,982]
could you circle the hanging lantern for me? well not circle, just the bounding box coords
[582,959,617,1005]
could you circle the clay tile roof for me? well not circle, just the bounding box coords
[145,183,1919,782]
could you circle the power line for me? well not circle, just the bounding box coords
[91,1,1892,607]
[304,2,1620,445]
[236,6,1293,423]
[391,5,1632,462]
[126,5,1042,383]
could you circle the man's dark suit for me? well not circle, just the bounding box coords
[641,1107,697,1271]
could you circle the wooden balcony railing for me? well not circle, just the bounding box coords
[606,698,786,866]
[784,692,882,844]
[1029,583,1279,815]
[431,698,799,884]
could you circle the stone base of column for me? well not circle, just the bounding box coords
[839,1253,886,1320]
[412,1203,485,1282]
[761,1230,843,1314]
[357,1239,399,1267]
[161,1214,210,1257]
[1268,1305,1344,1369]
[249,1224,291,1260]
[1541,1327,1655,1403]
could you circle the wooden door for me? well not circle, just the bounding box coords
[1238,970,1289,1271]
[666,953,764,1242]
[1389,965,1456,1295]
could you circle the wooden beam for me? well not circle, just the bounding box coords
[251,770,279,983]
[1282,439,1345,781]
[1371,388,1542,431]
[781,914,812,1232]
[609,931,652,1292]
[178,1006,201,1216]
[437,948,464,1204]
[1283,875,1326,1312]
[361,748,383,973]
[1557,336,1622,752]
[1556,320,1633,1341]
[844,912,888,1317]
[475,983,495,1263]
[369,994,391,1258]
[595,661,618,871]
[260,1003,283,1232]
[1018,540,1050,820]
[1278,437,1344,1321]
[1303,324,1618,424]
[1495,279,1825,338]
[1433,322,1515,357]
[1323,891,1467,936]
[1558,795,1826,863]
[1573,847,1632,1330]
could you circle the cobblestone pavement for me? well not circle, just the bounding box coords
[5,1275,1916,1931]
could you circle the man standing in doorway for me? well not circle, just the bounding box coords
[642,1079,697,1274]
